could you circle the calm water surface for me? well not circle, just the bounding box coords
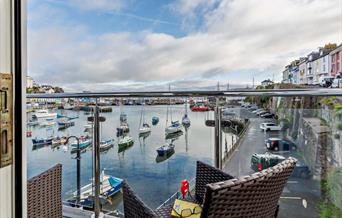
[27,105,235,210]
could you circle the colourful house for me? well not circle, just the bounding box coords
[330,44,342,78]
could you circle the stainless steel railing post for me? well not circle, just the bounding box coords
[93,101,101,218]
[214,97,222,169]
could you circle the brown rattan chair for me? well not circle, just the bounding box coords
[201,157,297,217]
[123,161,234,218]
[27,164,62,218]
[123,158,296,218]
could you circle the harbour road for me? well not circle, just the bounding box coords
[223,108,320,218]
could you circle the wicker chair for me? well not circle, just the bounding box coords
[201,157,297,218]
[27,164,62,218]
[123,161,234,218]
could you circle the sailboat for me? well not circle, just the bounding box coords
[182,100,191,127]
[165,85,182,136]
[139,103,151,135]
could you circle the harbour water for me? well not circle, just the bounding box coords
[27,105,235,210]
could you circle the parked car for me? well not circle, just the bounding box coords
[252,109,264,114]
[331,78,342,88]
[251,153,285,172]
[291,162,311,179]
[259,123,282,131]
[251,153,311,179]
[260,112,275,118]
[256,111,268,116]
[265,138,297,151]
[319,76,334,87]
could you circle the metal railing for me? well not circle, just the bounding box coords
[26,88,342,217]
[27,88,342,99]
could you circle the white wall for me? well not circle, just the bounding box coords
[0,0,13,217]
[0,0,27,217]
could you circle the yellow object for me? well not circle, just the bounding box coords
[171,199,201,218]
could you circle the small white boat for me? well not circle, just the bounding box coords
[118,135,134,147]
[100,139,114,152]
[39,119,56,127]
[165,121,182,135]
[33,109,57,119]
[73,171,123,200]
[84,124,93,133]
[139,123,151,134]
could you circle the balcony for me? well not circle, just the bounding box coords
[25,89,342,218]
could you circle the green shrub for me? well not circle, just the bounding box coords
[334,134,340,139]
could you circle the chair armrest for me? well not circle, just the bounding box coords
[122,181,158,218]
[195,161,234,203]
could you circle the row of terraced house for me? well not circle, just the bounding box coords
[282,43,342,85]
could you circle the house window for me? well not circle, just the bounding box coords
[323,64,325,72]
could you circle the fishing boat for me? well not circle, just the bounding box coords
[57,114,66,119]
[32,137,53,146]
[152,116,159,125]
[32,109,57,119]
[191,104,209,112]
[52,136,67,146]
[27,120,39,126]
[165,121,182,135]
[39,118,56,127]
[70,137,92,153]
[67,115,79,120]
[100,139,115,152]
[57,120,75,129]
[156,142,175,156]
[72,171,123,203]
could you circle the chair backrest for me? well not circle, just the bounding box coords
[27,164,62,218]
[201,157,297,218]
[122,181,158,218]
[195,161,234,203]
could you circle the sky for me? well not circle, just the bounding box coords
[28,0,342,92]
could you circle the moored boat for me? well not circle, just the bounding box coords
[118,135,134,147]
[156,143,175,156]
[139,123,151,134]
[72,171,123,203]
[152,116,159,125]
[165,121,182,135]
[32,137,53,146]
[32,109,57,119]
[100,139,115,152]
[191,104,209,112]
[57,120,75,129]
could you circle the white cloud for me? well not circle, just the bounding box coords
[28,0,342,91]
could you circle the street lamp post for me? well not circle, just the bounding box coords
[65,136,81,206]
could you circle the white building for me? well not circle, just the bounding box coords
[26,76,34,88]
[306,52,320,85]
[298,57,307,84]
[316,48,332,80]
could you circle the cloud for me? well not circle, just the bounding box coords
[28,0,342,92]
